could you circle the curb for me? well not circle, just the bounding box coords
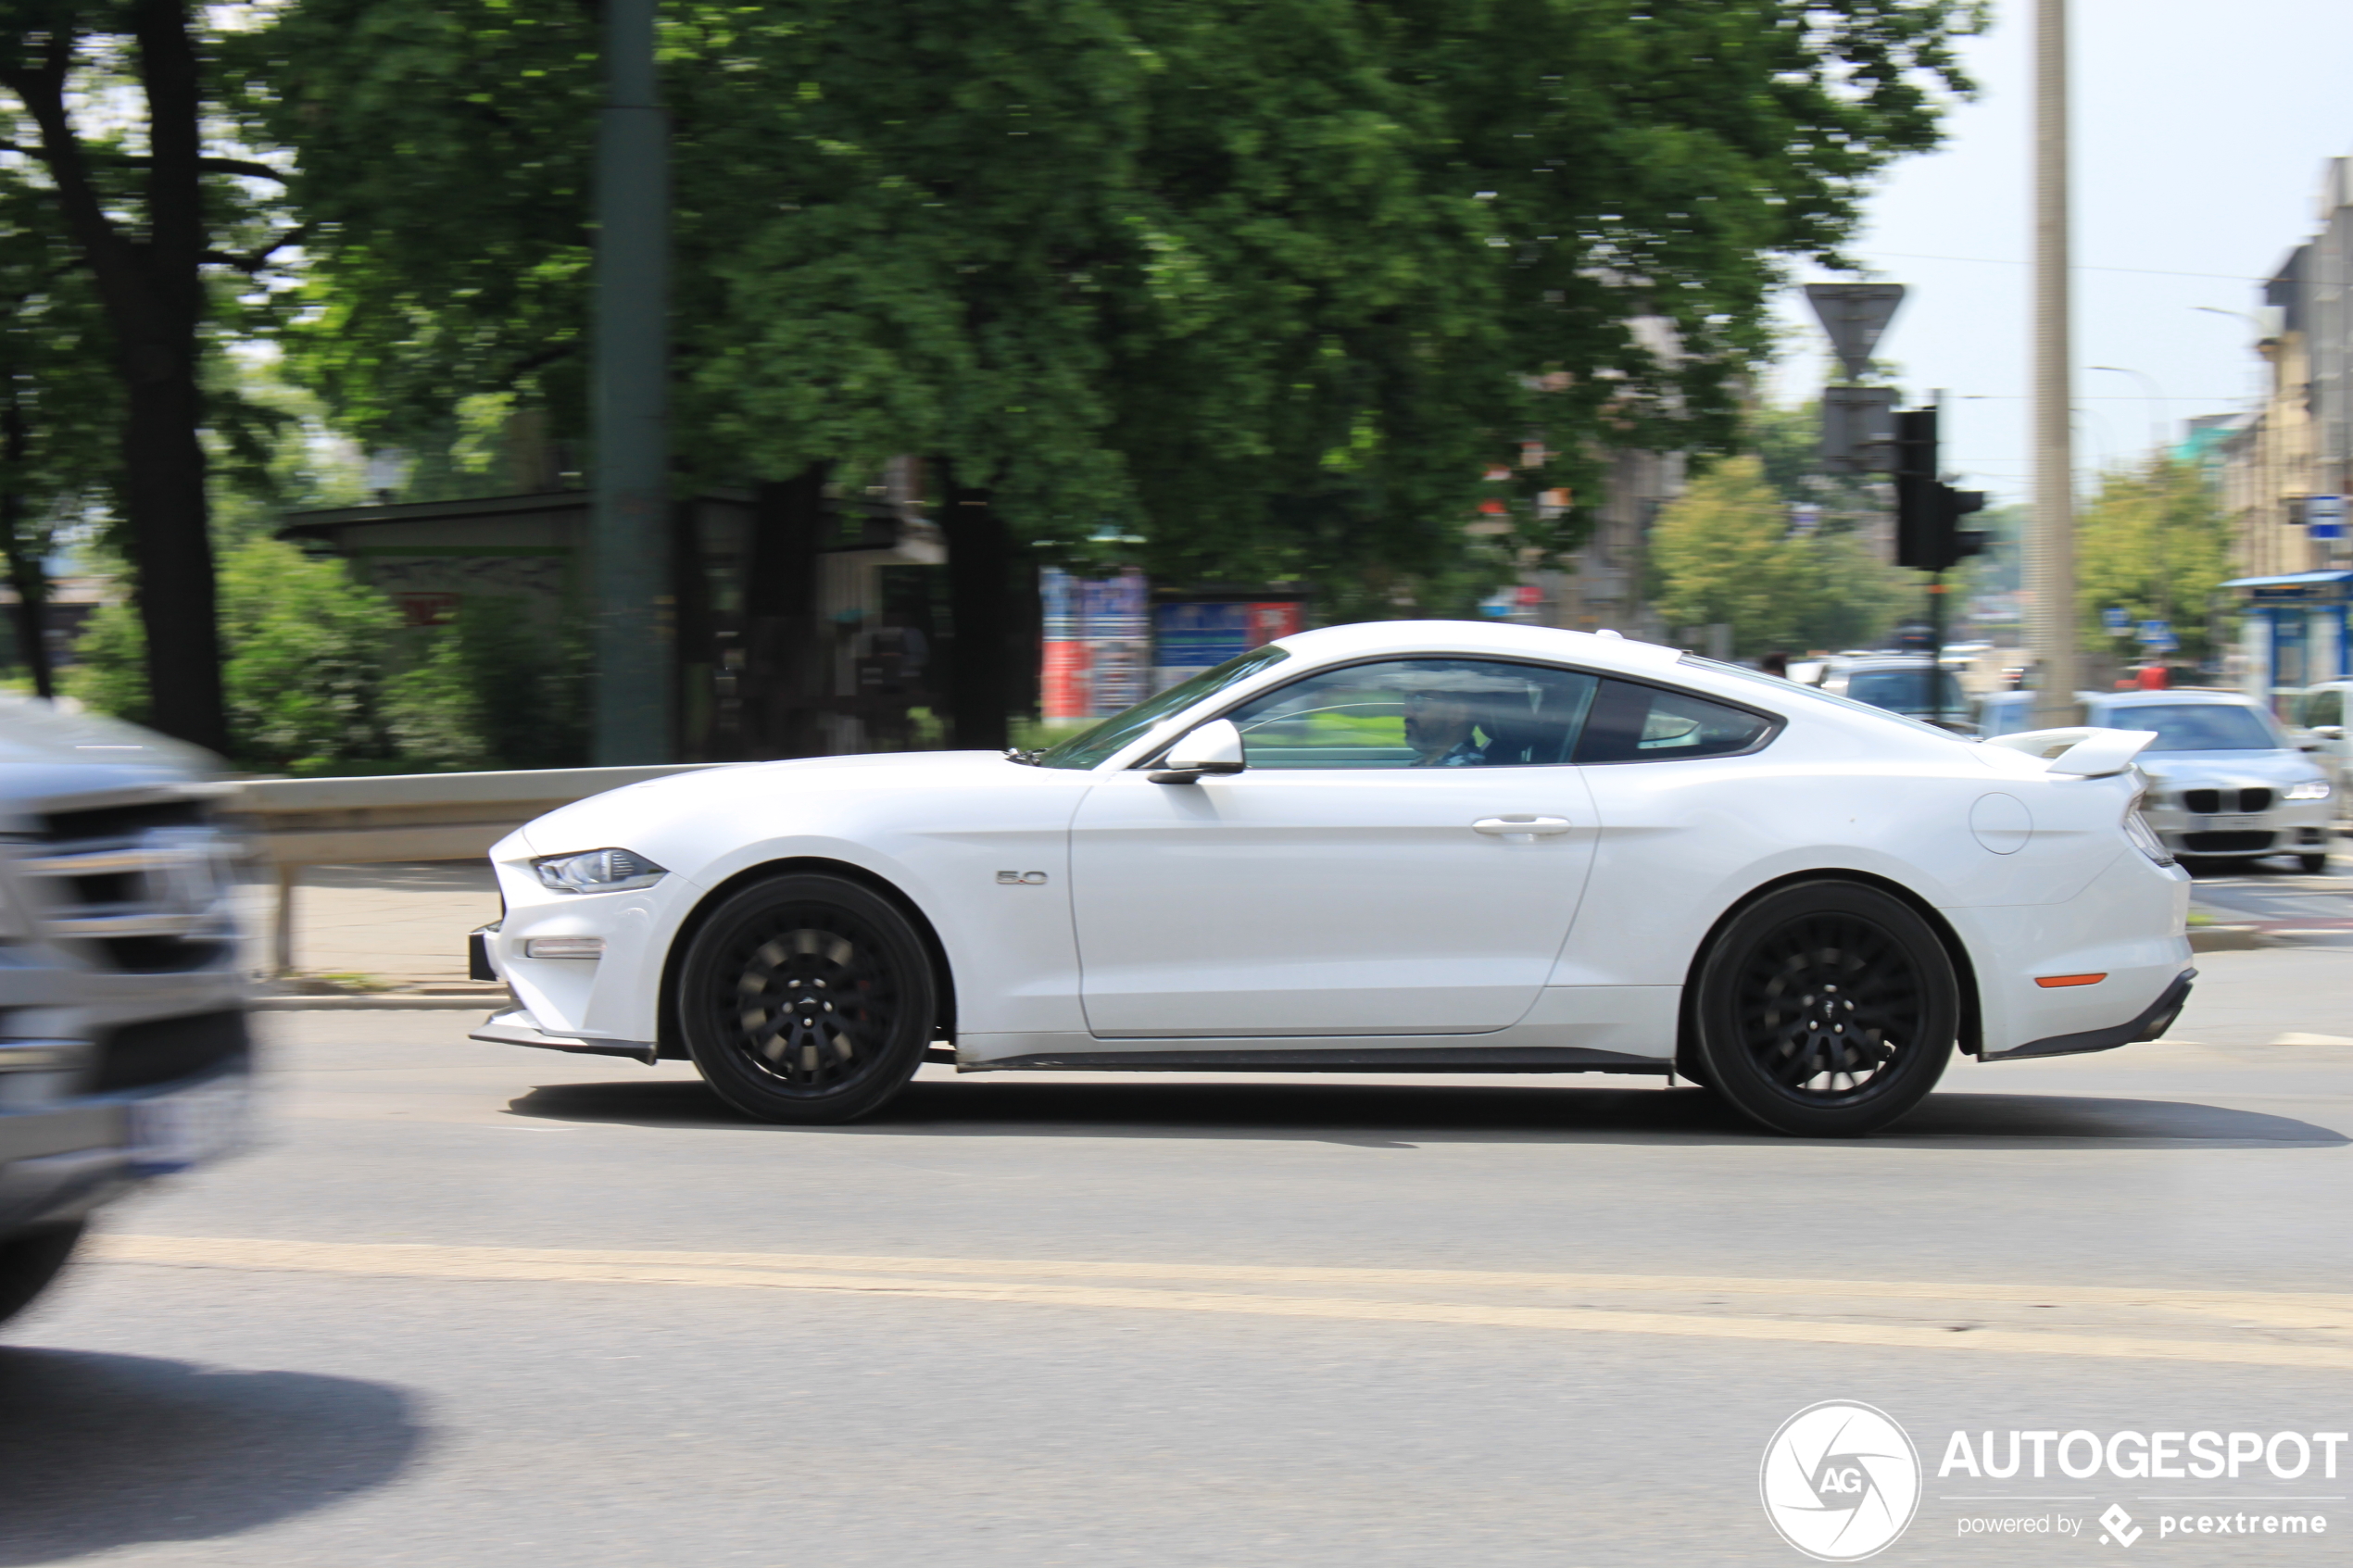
[253,995,499,1011]
[2187,925,2272,953]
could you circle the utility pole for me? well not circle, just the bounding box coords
[591,0,673,763]
[2029,0,2080,727]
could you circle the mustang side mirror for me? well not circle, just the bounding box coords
[1150,719,1246,784]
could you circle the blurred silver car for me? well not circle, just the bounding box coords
[1983,689,2331,871]
[0,700,251,1328]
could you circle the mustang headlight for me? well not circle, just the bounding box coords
[2124,797,2174,867]
[2286,779,2333,801]
[532,848,668,895]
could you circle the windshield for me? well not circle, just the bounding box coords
[2097,703,2281,753]
[1843,667,1967,716]
[1032,645,1293,769]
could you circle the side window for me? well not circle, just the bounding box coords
[2304,688,2343,728]
[1224,659,1599,770]
[1575,679,1777,764]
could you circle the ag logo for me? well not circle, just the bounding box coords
[1760,1400,1921,1562]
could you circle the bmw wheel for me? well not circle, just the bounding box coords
[1692,882,1957,1137]
[678,874,937,1125]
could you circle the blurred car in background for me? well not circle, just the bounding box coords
[1982,689,2332,872]
[0,699,250,1330]
[2290,681,2353,798]
[1800,655,1975,733]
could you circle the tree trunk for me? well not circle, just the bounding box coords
[740,463,832,759]
[938,461,1017,752]
[121,365,224,751]
[0,395,56,699]
[0,3,227,754]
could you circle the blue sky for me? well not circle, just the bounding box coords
[1769,0,2353,502]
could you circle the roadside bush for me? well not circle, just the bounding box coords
[384,597,586,771]
[68,539,587,773]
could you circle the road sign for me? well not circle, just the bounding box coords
[2309,495,2345,541]
[1805,283,1906,380]
[2137,619,2171,645]
[2102,607,2131,634]
[1819,385,1897,473]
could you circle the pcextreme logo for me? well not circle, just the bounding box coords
[1761,1400,1923,1562]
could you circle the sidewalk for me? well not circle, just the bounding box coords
[270,861,506,999]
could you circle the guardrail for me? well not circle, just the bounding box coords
[234,763,722,974]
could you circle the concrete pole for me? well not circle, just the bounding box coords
[2029,0,2081,726]
[591,0,673,763]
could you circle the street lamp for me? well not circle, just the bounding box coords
[2090,366,2168,456]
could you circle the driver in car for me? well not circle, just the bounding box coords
[1405,689,1488,766]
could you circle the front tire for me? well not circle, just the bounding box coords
[678,874,937,1125]
[1692,881,1957,1137]
[2299,852,2329,875]
[0,1221,84,1327]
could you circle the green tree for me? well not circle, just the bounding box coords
[229,0,1981,744]
[1651,455,1809,657]
[384,598,587,772]
[2,1,307,752]
[69,535,402,771]
[0,154,117,696]
[2075,457,2233,667]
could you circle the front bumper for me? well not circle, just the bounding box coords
[471,1010,656,1065]
[0,1010,252,1236]
[2144,798,2333,859]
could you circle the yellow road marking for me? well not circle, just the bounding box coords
[94,1236,2353,1370]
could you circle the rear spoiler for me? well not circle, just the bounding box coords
[1982,726,2158,778]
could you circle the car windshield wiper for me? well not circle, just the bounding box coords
[1003,747,1046,766]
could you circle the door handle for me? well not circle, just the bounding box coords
[1472,816,1573,839]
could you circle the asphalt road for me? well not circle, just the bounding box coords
[5,947,2350,1567]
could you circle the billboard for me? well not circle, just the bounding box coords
[1039,568,1151,720]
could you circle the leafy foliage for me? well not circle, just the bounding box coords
[69,536,395,769]
[230,0,1981,611]
[2075,457,2233,666]
[384,598,587,771]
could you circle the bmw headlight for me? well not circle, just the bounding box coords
[2124,797,2175,867]
[532,848,668,895]
[2286,779,2333,801]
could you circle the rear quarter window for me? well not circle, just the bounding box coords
[1574,679,1780,764]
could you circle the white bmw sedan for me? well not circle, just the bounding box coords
[473,621,2194,1137]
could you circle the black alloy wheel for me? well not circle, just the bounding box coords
[678,873,937,1124]
[1692,881,1957,1137]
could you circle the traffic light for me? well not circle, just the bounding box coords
[1893,407,1990,571]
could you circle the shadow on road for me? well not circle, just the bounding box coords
[506,1077,2347,1148]
[0,1348,422,1563]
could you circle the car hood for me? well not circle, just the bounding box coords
[2134,749,2326,788]
[0,695,218,810]
[513,749,1030,859]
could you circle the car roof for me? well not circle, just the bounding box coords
[2091,690,2264,709]
[1268,620,1690,678]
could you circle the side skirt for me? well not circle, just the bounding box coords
[957,1047,1673,1075]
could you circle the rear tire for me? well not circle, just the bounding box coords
[678,874,937,1125]
[0,1221,84,1327]
[2299,852,2329,875]
[1692,881,1957,1137]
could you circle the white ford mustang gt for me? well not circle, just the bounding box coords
[472,621,2194,1136]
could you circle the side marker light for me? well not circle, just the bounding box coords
[2033,972,2107,988]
